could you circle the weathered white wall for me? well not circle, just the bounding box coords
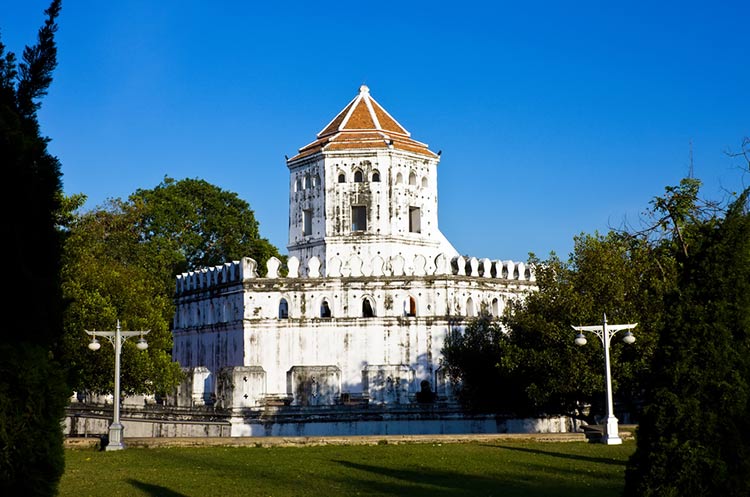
[287,146,458,273]
[173,255,535,406]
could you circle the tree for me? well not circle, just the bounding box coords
[0,2,68,495]
[61,178,282,396]
[442,231,670,418]
[61,199,183,396]
[130,176,282,274]
[441,313,518,413]
[624,181,750,493]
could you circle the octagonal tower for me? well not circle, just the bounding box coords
[287,85,458,275]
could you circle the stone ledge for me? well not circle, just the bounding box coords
[65,432,594,450]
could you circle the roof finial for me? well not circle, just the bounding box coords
[359,84,370,95]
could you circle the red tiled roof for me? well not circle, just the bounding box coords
[289,86,437,161]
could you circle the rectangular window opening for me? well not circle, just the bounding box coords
[351,206,367,232]
[303,209,312,236]
[409,206,421,233]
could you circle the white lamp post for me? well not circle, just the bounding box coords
[573,313,636,445]
[86,320,149,451]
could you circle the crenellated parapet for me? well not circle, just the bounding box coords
[175,258,258,294]
[175,253,535,296]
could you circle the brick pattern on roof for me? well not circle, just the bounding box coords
[342,99,378,130]
[289,86,436,161]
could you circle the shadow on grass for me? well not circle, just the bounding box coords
[489,444,627,466]
[126,478,189,497]
[332,459,510,497]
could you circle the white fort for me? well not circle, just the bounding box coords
[172,86,536,432]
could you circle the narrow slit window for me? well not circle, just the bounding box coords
[409,207,421,233]
[303,209,312,236]
[362,299,374,318]
[320,300,332,318]
[351,206,367,232]
[279,299,289,319]
[404,296,417,317]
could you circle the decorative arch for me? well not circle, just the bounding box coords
[491,298,500,317]
[466,297,476,317]
[278,298,289,319]
[362,297,375,318]
[320,298,332,318]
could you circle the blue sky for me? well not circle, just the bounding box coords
[4,1,748,262]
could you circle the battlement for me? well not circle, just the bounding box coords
[175,253,535,295]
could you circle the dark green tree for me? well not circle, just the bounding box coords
[624,181,750,496]
[442,231,670,418]
[130,176,282,274]
[0,1,68,495]
[61,199,183,396]
[441,313,518,413]
[61,178,282,396]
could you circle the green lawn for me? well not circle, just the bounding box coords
[61,440,635,497]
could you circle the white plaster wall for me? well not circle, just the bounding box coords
[287,147,458,273]
[243,317,445,397]
[173,256,536,406]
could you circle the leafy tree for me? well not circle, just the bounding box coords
[0,2,68,495]
[442,231,670,418]
[624,180,750,494]
[62,178,282,396]
[130,176,282,274]
[441,313,518,413]
[61,199,183,396]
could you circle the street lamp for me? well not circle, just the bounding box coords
[86,320,150,451]
[573,313,637,445]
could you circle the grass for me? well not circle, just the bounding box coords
[60,440,635,497]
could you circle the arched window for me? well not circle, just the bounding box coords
[279,299,289,319]
[320,300,332,318]
[354,170,364,182]
[295,178,302,192]
[466,297,476,317]
[396,172,403,184]
[303,173,311,189]
[408,172,417,185]
[338,172,346,183]
[404,296,417,317]
[312,173,320,188]
[491,298,500,317]
[362,298,375,318]
[372,170,380,182]
[421,176,428,188]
